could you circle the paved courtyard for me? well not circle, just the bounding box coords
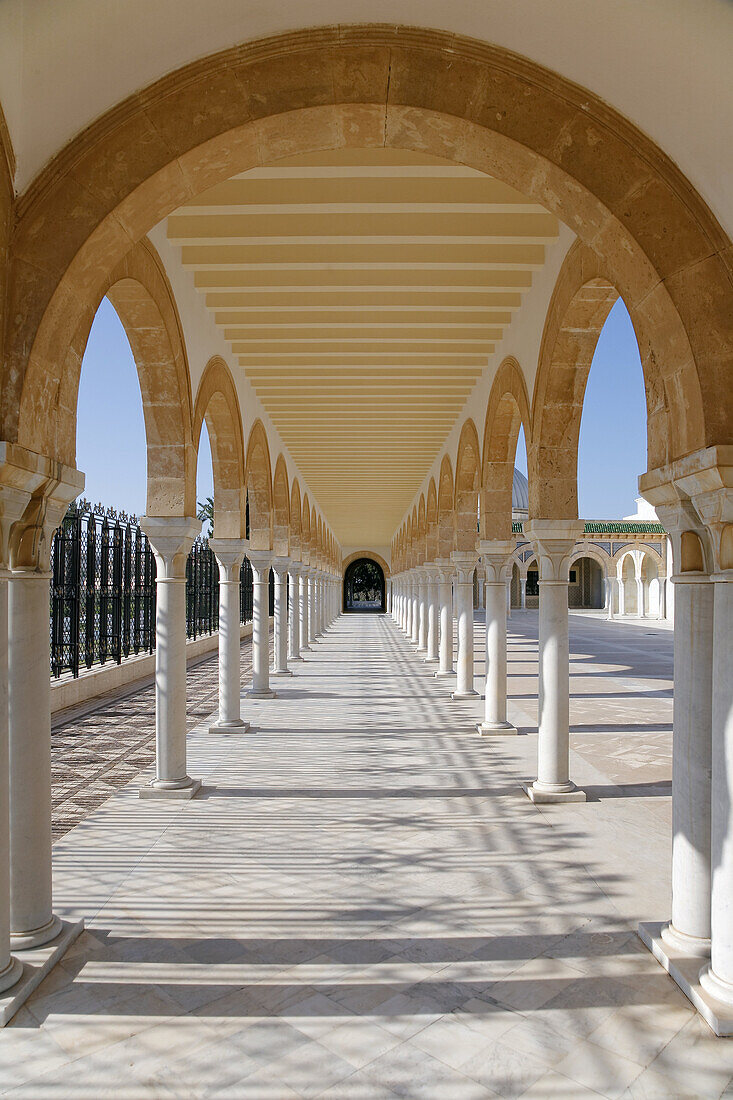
[3,612,732,1098]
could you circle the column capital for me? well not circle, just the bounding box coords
[450,549,478,583]
[208,537,247,579]
[523,520,584,581]
[1,447,85,573]
[141,517,199,580]
[271,556,291,577]
[288,560,302,576]
[477,538,515,582]
[422,562,441,581]
[247,548,273,578]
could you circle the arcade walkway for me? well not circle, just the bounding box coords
[2,614,732,1098]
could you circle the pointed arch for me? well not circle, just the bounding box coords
[416,494,427,565]
[482,357,532,540]
[437,455,455,560]
[272,454,290,556]
[26,238,195,516]
[290,478,302,560]
[454,419,481,553]
[245,419,273,550]
[426,477,438,562]
[9,26,724,500]
[193,356,245,538]
[301,494,312,561]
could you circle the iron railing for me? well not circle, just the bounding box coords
[49,502,258,679]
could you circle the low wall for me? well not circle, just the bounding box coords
[50,620,258,716]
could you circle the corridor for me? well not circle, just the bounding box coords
[2,614,731,1098]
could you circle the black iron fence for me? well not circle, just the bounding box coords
[49,501,259,679]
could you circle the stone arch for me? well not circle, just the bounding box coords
[569,545,612,572]
[342,550,391,577]
[437,454,455,560]
[454,420,481,553]
[6,27,727,499]
[311,507,318,560]
[192,355,245,538]
[272,454,290,556]
[301,494,311,561]
[290,478,302,560]
[416,494,427,565]
[244,419,273,550]
[482,356,532,539]
[425,478,438,561]
[21,238,195,516]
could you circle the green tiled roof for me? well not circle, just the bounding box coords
[511,520,666,535]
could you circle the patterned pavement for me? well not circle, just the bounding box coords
[50,635,256,840]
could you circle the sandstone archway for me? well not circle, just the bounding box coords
[454,420,481,552]
[245,420,273,550]
[7,26,729,499]
[482,356,532,539]
[193,356,245,537]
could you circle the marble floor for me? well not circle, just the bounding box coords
[3,611,732,1098]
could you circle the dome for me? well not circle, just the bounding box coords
[512,468,529,512]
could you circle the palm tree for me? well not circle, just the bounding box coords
[197,496,214,538]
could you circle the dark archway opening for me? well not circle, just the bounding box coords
[343,559,385,613]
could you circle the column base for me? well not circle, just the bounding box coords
[638,921,733,1036]
[209,719,251,734]
[477,721,518,736]
[248,688,277,698]
[300,645,312,652]
[139,778,202,800]
[434,669,455,678]
[416,645,427,654]
[0,957,22,996]
[1,919,84,1027]
[450,690,479,700]
[661,921,711,958]
[271,668,293,677]
[10,914,62,951]
[423,656,438,664]
[289,655,305,662]
[521,780,586,803]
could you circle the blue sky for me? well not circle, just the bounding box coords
[76,295,646,522]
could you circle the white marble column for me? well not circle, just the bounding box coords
[247,549,275,697]
[0,478,36,988]
[606,576,618,620]
[299,566,311,652]
[308,571,318,645]
[425,566,439,663]
[523,522,585,803]
[411,575,421,646]
[4,461,83,961]
[289,564,303,661]
[405,576,414,639]
[659,574,713,956]
[209,539,249,734]
[506,578,512,620]
[417,571,428,653]
[477,542,517,735]
[9,566,63,948]
[701,572,733,1006]
[271,558,292,677]
[520,575,527,609]
[450,552,478,699]
[435,561,454,678]
[139,518,201,798]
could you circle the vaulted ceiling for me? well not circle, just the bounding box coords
[167,148,559,547]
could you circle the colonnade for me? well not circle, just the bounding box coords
[0,455,341,999]
[391,482,733,1025]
